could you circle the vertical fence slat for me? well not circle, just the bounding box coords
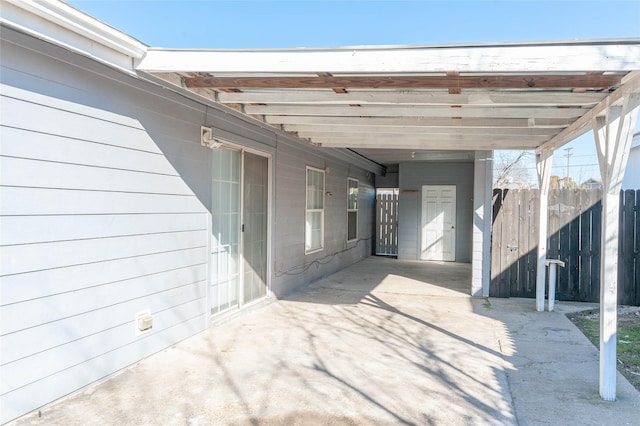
[635,191,640,306]
[557,190,572,298]
[517,190,530,297]
[505,189,519,297]
[527,189,540,298]
[569,190,581,300]
[621,190,636,304]
[591,194,602,302]
[579,191,592,302]
[490,189,508,297]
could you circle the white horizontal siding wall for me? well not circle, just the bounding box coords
[0,34,210,423]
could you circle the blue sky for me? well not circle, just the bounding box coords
[68,0,640,184]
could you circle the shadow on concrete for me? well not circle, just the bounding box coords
[16,257,518,425]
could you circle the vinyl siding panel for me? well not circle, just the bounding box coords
[0,248,206,318]
[0,126,179,175]
[1,156,194,195]
[1,230,206,280]
[0,187,204,215]
[0,213,206,246]
[1,92,159,153]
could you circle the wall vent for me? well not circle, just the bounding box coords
[135,310,153,335]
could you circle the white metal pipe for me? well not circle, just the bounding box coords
[548,264,556,312]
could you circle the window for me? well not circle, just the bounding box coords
[347,178,359,242]
[306,167,325,253]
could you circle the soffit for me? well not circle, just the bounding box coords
[137,40,640,166]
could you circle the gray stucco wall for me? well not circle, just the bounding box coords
[397,162,474,262]
[0,26,374,423]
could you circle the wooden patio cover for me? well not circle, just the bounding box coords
[136,40,640,401]
[137,40,640,163]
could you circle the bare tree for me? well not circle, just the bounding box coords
[493,150,535,188]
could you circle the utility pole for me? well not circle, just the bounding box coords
[564,147,573,184]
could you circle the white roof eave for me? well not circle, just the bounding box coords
[1,0,147,73]
[137,42,640,74]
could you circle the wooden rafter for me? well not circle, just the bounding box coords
[285,124,559,136]
[317,72,347,93]
[315,139,538,150]
[311,133,545,145]
[536,71,640,154]
[245,104,586,119]
[216,90,607,106]
[183,74,621,90]
[264,115,574,128]
[447,71,461,94]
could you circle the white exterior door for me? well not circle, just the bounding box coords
[421,185,456,261]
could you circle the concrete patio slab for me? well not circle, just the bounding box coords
[10,257,640,425]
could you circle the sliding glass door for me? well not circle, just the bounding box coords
[210,147,269,315]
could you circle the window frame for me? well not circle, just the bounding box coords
[347,177,359,242]
[305,166,325,254]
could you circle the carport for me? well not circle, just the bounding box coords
[10,258,640,425]
[136,43,640,400]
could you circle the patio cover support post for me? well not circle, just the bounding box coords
[472,150,493,297]
[593,93,640,401]
[535,150,553,312]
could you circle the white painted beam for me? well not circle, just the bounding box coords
[306,134,548,147]
[217,90,607,106]
[311,134,547,145]
[266,115,573,128]
[593,92,640,401]
[316,140,537,150]
[285,124,559,136]
[138,43,640,74]
[246,104,585,119]
[536,150,553,312]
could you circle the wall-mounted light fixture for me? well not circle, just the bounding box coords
[201,126,224,149]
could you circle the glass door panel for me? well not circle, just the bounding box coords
[211,148,241,314]
[242,152,268,304]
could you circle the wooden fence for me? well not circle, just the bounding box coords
[376,192,399,256]
[490,188,640,306]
